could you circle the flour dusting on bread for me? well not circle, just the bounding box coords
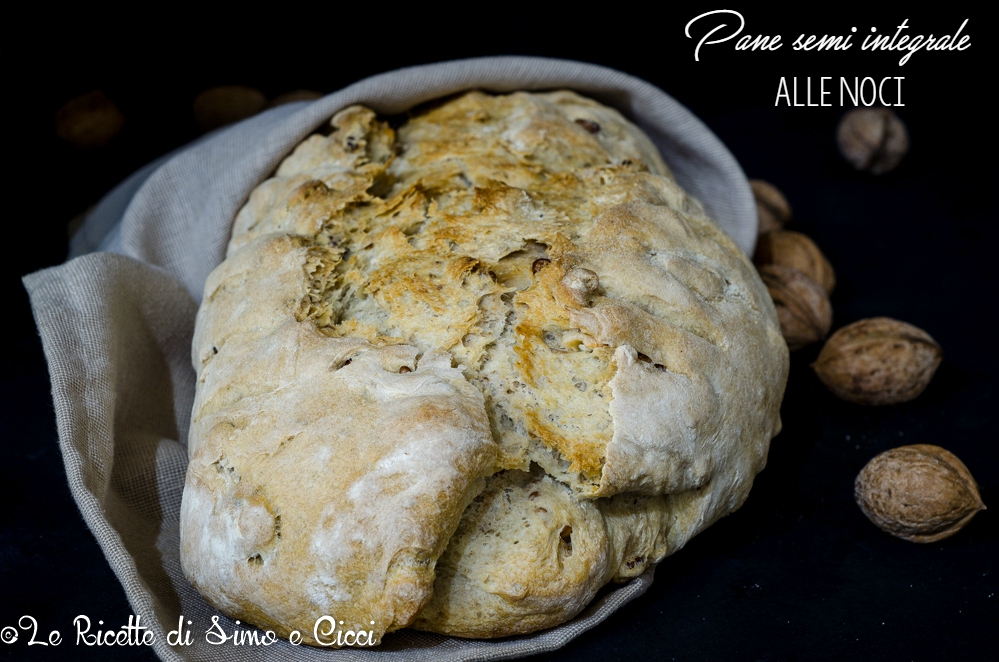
[180,91,788,645]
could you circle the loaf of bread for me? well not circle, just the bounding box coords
[179,90,789,645]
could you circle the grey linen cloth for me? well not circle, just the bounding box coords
[23,56,756,662]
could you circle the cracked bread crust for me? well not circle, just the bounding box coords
[179,90,788,645]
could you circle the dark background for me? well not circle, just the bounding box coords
[3,6,995,660]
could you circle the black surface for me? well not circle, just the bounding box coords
[3,8,995,661]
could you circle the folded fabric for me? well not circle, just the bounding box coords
[23,56,755,662]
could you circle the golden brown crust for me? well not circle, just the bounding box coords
[180,90,788,645]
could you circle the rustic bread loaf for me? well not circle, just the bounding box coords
[179,90,789,645]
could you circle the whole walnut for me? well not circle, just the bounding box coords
[813,317,941,405]
[855,445,985,543]
[55,90,125,149]
[193,85,267,132]
[754,230,835,295]
[758,264,832,351]
[269,90,324,107]
[750,180,792,234]
[837,108,909,175]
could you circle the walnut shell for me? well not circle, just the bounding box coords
[836,108,909,175]
[268,90,324,108]
[855,445,985,543]
[750,179,792,233]
[813,317,941,405]
[55,90,125,148]
[754,230,835,294]
[758,264,832,351]
[193,85,267,132]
